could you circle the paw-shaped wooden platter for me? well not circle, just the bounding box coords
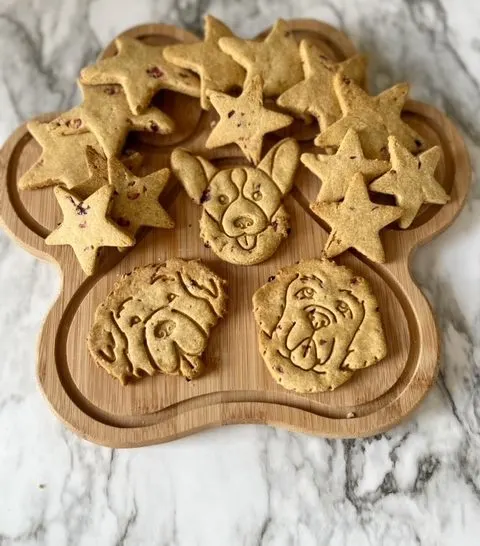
[0,20,471,446]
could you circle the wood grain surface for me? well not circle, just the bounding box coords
[0,20,471,446]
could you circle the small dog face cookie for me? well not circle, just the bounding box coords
[88,259,227,384]
[253,258,387,393]
[171,139,300,265]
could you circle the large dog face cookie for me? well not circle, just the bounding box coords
[171,139,300,265]
[88,259,227,384]
[253,258,386,393]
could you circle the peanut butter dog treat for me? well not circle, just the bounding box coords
[277,40,367,131]
[88,259,227,384]
[73,146,143,199]
[311,173,402,263]
[315,75,425,159]
[49,82,174,158]
[301,129,390,202]
[18,121,103,190]
[219,19,303,97]
[206,75,293,164]
[163,15,245,109]
[81,36,200,114]
[253,258,387,393]
[171,138,300,265]
[45,185,134,275]
[370,136,449,228]
[107,157,174,236]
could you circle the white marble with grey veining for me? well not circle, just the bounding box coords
[0,0,479,544]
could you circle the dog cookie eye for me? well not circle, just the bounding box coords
[167,293,177,302]
[252,190,262,201]
[218,194,229,205]
[129,316,141,327]
[336,300,352,318]
[294,287,316,300]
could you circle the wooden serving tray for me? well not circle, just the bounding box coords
[0,20,471,446]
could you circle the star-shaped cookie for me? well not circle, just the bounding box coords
[370,136,449,228]
[315,75,425,159]
[163,15,245,109]
[310,173,402,263]
[80,36,200,114]
[45,185,134,275]
[206,75,293,164]
[301,129,390,202]
[49,82,174,158]
[219,19,303,97]
[108,158,174,236]
[277,40,367,131]
[18,121,103,190]
[74,146,143,199]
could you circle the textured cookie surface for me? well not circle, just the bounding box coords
[370,136,449,228]
[18,121,103,190]
[219,19,303,97]
[163,15,245,109]
[277,40,367,131]
[88,259,227,384]
[45,185,134,275]
[81,36,200,114]
[49,82,174,158]
[253,258,387,393]
[206,74,292,164]
[301,128,390,202]
[315,76,425,159]
[310,173,402,263]
[171,138,300,265]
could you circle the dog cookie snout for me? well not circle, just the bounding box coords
[233,215,254,229]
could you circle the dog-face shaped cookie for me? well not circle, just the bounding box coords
[171,139,300,265]
[88,259,227,384]
[253,259,386,393]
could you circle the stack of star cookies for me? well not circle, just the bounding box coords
[18,36,202,274]
[164,16,449,264]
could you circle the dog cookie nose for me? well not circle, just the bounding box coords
[233,215,254,229]
[231,168,247,186]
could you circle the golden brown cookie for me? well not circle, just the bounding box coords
[107,157,174,236]
[18,121,103,190]
[49,82,174,158]
[277,40,367,130]
[163,15,245,109]
[315,75,425,159]
[206,75,293,164]
[310,173,402,263]
[370,136,449,228]
[80,36,200,114]
[73,146,143,199]
[88,259,227,384]
[45,185,134,275]
[301,128,390,202]
[171,138,299,265]
[219,19,303,97]
[253,258,387,392]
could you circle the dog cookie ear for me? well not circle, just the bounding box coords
[252,274,295,336]
[258,138,300,195]
[171,149,217,204]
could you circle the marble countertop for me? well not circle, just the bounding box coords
[0,0,479,544]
